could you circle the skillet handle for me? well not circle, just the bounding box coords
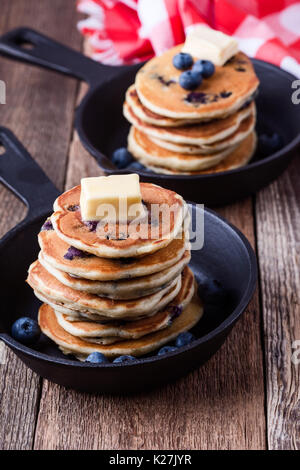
[0,127,60,220]
[0,27,120,87]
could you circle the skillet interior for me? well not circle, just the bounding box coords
[0,206,256,392]
[80,61,299,164]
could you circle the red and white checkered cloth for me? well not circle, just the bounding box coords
[77,0,300,77]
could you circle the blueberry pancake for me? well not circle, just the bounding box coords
[135,46,259,120]
[123,100,254,145]
[26,176,203,360]
[27,260,182,319]
[38,228,188,281]
[142,108,255,155]
[146,132,257,175]
[38,248,191,299]
[128,126,237,172]
[53,266,195,343]
[126,85,217,127]
[52,183,187,258]
[38,268,202,359]
[126,85,188,127]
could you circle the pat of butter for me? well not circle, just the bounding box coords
[182,25,238,66]
[80,174,145,222]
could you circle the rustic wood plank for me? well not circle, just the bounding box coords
[35,92,266,450]
[256,157,300,450]
[0,0,81,450]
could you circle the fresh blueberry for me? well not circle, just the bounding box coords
[112,147,133,169]
[85,352,109,364]
[11,317,41,346]
[157,345,178,356]
[197,272,229,305]
[192,60,215,78]
[172,52,193,70]
[258,133,283,157]
[113,355,136,364]
[179,70,202,90]
[127,161,145,171]
[175,331,195,348]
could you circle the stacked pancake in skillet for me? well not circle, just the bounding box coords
[27,178,203,360]
[123,30,259,175]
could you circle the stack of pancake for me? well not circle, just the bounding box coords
[123,45,259,175]
[27,182,203,360]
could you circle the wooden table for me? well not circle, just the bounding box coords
[0,0,299,451]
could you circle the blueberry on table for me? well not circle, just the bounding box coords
[85,352,109,364]
[175,332,195,348]
[172,52,193,70]
[112,148,133,169]
[192,60,215,78]
[11,317,41,346]
[113,355,136,364]
[157,345,178,356]
[179,70,202,90]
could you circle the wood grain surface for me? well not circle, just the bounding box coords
[0,0,82,450]
[256,157,300,450]
[0,0,299,451]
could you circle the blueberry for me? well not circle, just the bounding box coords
[169,305,183,320]
[112,147,133,169]
[192,60,215,78]
[127,161,145,171]
[64,246,91,260]
[11,317,41,346]
[157,345,178,356]
[179,70,202,90]
[175,331,195,348]
[85,352,109,364]
[258,133,283,157]
[41,220,53,231]
[68,204,79,212]
[197,272,228,305]
[113,355,136,364]
[172,52,193,70]
[83,221,98,232]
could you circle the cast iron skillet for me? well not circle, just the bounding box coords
[0,28,299,206]
[0,127,257,393]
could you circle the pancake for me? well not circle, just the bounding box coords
[126,84,242,126]
[38,228,188,281]
[52,183,187,258]
[38,289,202,358]
[27,260,182,319]
[123,100,254,145]
[128,126,237,172]
[55,309,172,342]
[149,107,255,154]
[136,47,259,120]
[33,290,117,323]
[39,249,190,299]
[126,85,195,127]
[54,266,195,342]
[146,131,257,175]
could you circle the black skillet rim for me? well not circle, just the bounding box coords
[76,58,300,180]
[0,204,257,368]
